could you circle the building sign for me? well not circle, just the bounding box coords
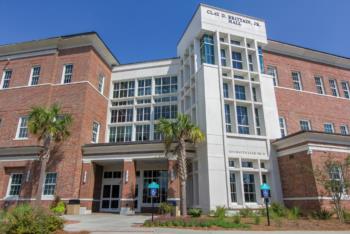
[228,150,267,157]
[206,9,261,28]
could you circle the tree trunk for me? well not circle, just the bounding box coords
[178,138,187,216]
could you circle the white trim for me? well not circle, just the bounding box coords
[79,198,101,201]
[167,198,180,201]
[61,64,73,84]
[0,48,58,61]
[28,66,41,86]
[277,142,350,157]
[1,197,35,201]
[6,173,24,198]
[0,69,12,89]
[275,86,350,101]
[91,121,100,143]
[15,117,28,140]
[0,156,39,162]
[284,196,350,201]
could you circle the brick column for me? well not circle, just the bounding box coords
[167,159,180,216]
[120,159,136,214]
[79,162,103,213]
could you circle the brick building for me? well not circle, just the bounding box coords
[0,4,349,214]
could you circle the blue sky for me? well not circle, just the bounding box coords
[0,0,349,64]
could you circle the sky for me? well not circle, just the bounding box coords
[0,0,349,64]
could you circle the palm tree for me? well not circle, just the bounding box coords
[28,104,72,205]
[157,114,205,216]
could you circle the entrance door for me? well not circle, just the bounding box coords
[101,184,120,212]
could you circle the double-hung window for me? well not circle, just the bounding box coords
[279,117,287,137]
[16,117,28,139]
[113,81,135,98]
[109,126,132,143]
[7,173,23,197]
[138,79,152,96]
[300,120,311,131]
[341,81,350,99]
[136,107,151,121]
[91,121,100,143]
[292,71,302,90]
[220,49,227,66]
[236,106,249,134]
[135,125,150,141]
[314,76,325,95]
[340,125,349,135]
[62,64,73,84]
[232,52,243,70]
[98,74,105,93]
[267,66,278,86]
[224,104,232,133]
[229,172,237,202]
[43,172,57,196]
[155,76,177,94]
[243,173,256,202]
[29,66,41,86]
[1,70,12,89]
[235,85,246,100]
[110,109,133,123]
[329,79,339,97]
[324,123,334,133]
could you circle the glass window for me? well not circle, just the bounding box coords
[329,79,339,97]
[329,166,342,181]
[224,104,232,133]
[340,125,349,135]
[236,106,249,134]
[292,72,302,90]
[279,117,287,137]
[136,107,151,121]
[135,125,150,141]
[43,173,57,196]
[228,159,235,167]
[267,66,278,86]
[229,172,237,203]
[110,109,133,123]
[91,121,100,143]
[248,54,254,71]
[154,96,177,103]
[341,81,350,99]
[324,123,334,133]
[1,70,12,89]
[232,52,243,69]
[113,81,135,98]
[153,124,163,141]
[252,87,257,102]
[154,105,177,120]
[7,173,23,196]
[62,64,73,84]
[136,98,151,104]
[138,79,152,96]
[200,34,215,64]
[223,83,229,98]
[314,77,325,94]
[255,108,261,135]
[155,76,177,94]
[243,173,256,202]
[109,126,132,143]
[16,117,28,139]
[220,49,227,66]
[142,170,168,203]
[235,85,246,100]
[98,74,105,93]
[258,46,264,73]
[242,161,253,168]
[30,66,41,86]
[300,120,311,131]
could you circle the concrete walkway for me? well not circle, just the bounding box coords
[63,214,350,234]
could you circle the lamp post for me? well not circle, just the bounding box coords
[148,181,160,222]
[260,183,271,226]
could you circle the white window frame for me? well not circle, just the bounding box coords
[324,123,335,133]
[279,117,287,137]
[267,66,278,86]
[6,173,23,198]
[329,79,339,97]
[1,69,12,89]
[42,172,57,199]
[15,117,28,140]
[61,64,73,84]
[341,81,350,99]
[300,119,311,131]
[91,121,100,143]
[98,75,105,94]
[136,107,151,121]
[28,66,41,86]
[340,125,349,135]
[314,76,325,95]
[292,71,302,90]
[135,124,150,141]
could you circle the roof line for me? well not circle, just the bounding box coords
[267,38,350,61]
[273,130,350,143]
[117,56,179,66]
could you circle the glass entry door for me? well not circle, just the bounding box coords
[100,170,122,212]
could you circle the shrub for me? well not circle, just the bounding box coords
[233,214,241,224]
[287,206,300,220]
[159,203,174,215]
[188,208,202,217]
[214,206,227,219]
[270,202,286,218]
[343,210,350,222]
[254,214,261,225]
[274,217,283,227]
[311,209,333,220]
[51,201,66,215]
[239,208,253,218]
[1,204,63,234]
